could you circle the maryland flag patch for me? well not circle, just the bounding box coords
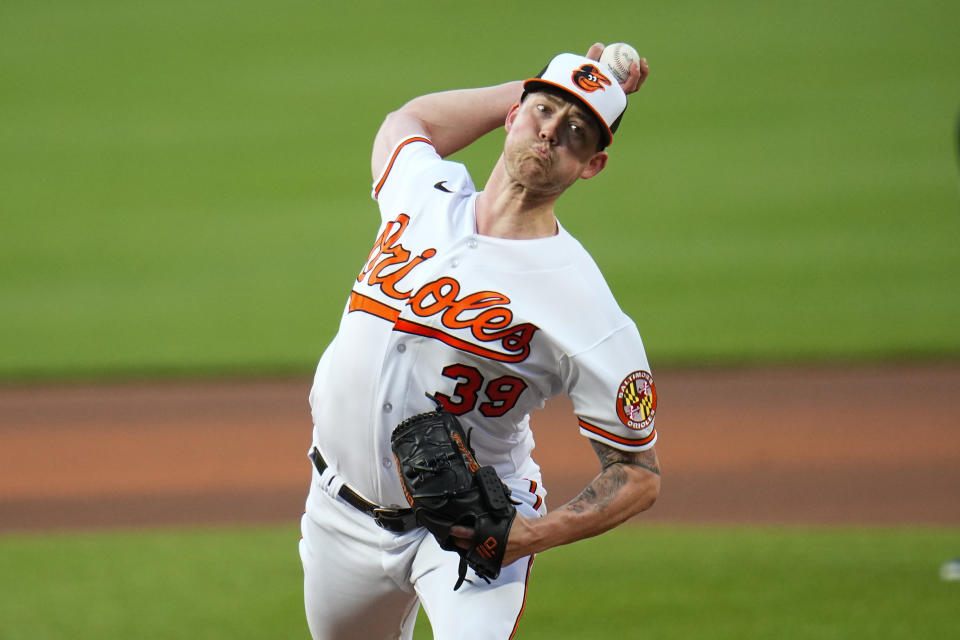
[616,370,657,430]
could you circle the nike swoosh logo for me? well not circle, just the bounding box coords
[434,180,453,193]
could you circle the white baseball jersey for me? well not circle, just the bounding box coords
[307,136,656,513]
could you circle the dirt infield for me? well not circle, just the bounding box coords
[1,364,958,532]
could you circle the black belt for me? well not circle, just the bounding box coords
[310,447,417,533]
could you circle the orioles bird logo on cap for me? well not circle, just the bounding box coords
[571,63,612,93]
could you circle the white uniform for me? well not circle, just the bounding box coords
[300,136,657,640]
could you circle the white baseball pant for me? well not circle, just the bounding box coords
[299,485,539,639]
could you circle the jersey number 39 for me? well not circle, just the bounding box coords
[435,363,527,417]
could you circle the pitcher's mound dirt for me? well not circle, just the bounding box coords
[2,364,958,532]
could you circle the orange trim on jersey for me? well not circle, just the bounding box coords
[393,317,530,363]
[373,136,433,199]
[578,418,657,449]
[526,479,542,510]
[348,291,400,322]
[348,292,533,364]
[509,555,536,639]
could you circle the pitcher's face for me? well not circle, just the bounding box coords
[502,92,607,195]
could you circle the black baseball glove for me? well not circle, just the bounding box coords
[391,398,517,590]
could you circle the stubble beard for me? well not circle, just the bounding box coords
[505,144,565,196]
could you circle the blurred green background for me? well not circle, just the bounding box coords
[2,526,958,639]
[2,3,959,639]
[2,0,958,381]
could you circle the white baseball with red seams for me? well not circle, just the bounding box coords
[600,42,640,83]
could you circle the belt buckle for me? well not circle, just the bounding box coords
[373,507,414,533]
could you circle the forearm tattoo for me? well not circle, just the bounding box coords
[567,441,660,515]
[591,440,661,476]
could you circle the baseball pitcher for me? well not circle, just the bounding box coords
[299,42,661,639]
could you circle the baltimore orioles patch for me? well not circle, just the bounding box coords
[616,370,657,430]
[572,63,612,93]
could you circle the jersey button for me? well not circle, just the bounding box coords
[382,402,393,413]
[396,343,406,353]
[381,457,393,469]
[450,259,460,268]
[467,238,478,249]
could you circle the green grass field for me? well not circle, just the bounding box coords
[2,2,958,638]
[2,0,959,379]
[1,525,957,639]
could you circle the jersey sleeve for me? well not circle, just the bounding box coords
[564,322,657,452]
[371,135,474,222]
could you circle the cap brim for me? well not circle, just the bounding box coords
[523,78,614,147]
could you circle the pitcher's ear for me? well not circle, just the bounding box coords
[504,102,522,131]
[580,151,608,180]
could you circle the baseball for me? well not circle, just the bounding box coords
[600,42,640,84]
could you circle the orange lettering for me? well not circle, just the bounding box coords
[475,537,498,558]
[368,248,436,300]
[470,308,513,338]
[359,215,407,281]
[450,432,480,472]
[442,291,511,330]
[409,278,460,316]
[353,215,539,362]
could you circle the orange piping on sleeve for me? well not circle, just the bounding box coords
[373,136,433,199]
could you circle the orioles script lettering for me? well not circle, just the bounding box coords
[354,214,538,363]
